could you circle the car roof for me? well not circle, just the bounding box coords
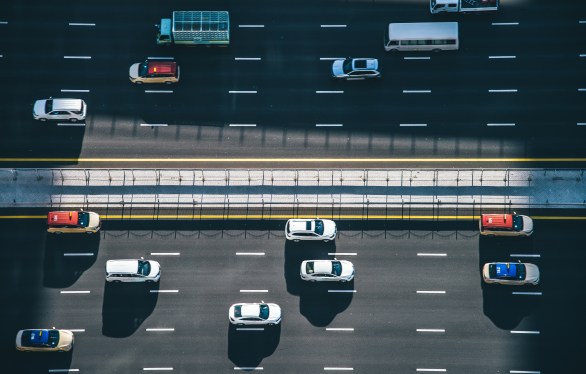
[240,304,261,318]
[289,219,315,232]
[51,99,84,111]
[352,58,377,71]
[481,214,514,229]
[106,259,139,274]
[494,263,519,278]
[147,61,177,75]
[48,211,79,225]
[312,260,333,274]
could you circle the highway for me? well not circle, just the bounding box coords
[0,1,585,167]
[1,218,584,373]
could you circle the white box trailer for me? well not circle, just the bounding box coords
[156,11,230,46]
[430,0,498,14]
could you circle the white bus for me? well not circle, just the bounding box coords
[384,22,459,52]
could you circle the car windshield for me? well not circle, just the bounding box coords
[314,220,324,235]
[23,330,59,348]
[259,304,269,319]
[512,215,524,231]
[138,61,149,77]
[331,261,342,276]
[342,59,353,74]
[305,262,315,274]
[77,212,90,227]
[138,260,151,276]
[45,100,53,112]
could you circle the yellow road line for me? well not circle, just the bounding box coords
[1,215,586,220]
[1,157,586,163]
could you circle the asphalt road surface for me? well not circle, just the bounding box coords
[1,218,584,373]
[0,0,585,167]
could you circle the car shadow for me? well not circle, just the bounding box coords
[7,349,73,373]
[299,280,354,327]
[43,233,100,288]
[227,323,281,368]
[101,281,159,338]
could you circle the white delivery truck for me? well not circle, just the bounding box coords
[430,0,498,14]
[156,11,230,46]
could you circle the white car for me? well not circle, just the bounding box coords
[15,329,74,352]
[300,259,355,282]
[332,58,381,80]
[105,259,161,283]
[285,219,337,242]
[482,262,540,286]
[228,302,282,326]
[33,98,87,122]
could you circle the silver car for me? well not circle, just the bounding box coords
[482,262,540,286]
[332,58,381,80]
[285,218,337,242]
[300,259,355,282]
[228,302,282,326]
[33,98,87,122]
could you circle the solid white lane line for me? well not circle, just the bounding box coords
[146,328,175,332]
[329,252,357,256]
[324,368,353,371]
[487,123,515,126]
[510,330,540,334]
[510,371,540,374]
[417,370,446,372]
[316,124,343,127]
[68,329,85,332]
[140,123,168,127]
[63,253,94,256]
[510,254,540,258]
[240,289,269,293]
[48,370,79,373]
[60,291,90,294]
[147,56,174,60]
[236,252,265,256]
[150,290,179,293]
[326,328,354,331]
[321,25,347,28]
[489,89,518,93]
[328,290,356,293]
[229,90,257,94]
[417,329,445,333]
[151,252,180,256]
[400,123,427,127]
[489,55,516,59]
[512,292,542,296]
[229,124,257,127]
[320,57,345,61]
[57,122,85,127]
[145,90,173,94]
[143,368,173,371]
[403,90,431,93]
[316,90,343,94]
[416,290,446,294]
[61,89,90,93]
[492,22,519,26]
[236,328,264,331]
[234,367,263,371]
[404,57,430,60]
[238,25,265,28]
[417,253,447,257]
[235,57,261,61]
[69,23,95,26]
[64,56,91,59]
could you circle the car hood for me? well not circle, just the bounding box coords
[88,212,100,228]
[522,216,534,234]
[340,261,355,277]
[57,330,74,349]
[268,304,282,321]
[323,220,337,237]
[129,63,140,79]
[524,263,540,284]
[332,60,345,76]
[149,261,161,277]
[33,100,46,116]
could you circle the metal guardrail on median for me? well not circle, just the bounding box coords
[1,168,585,219]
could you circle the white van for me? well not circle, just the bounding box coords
[384,22,459,52]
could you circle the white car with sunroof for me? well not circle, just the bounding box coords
[300,259,355,282]
[228,302,282,326]
[285,218,337,242]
